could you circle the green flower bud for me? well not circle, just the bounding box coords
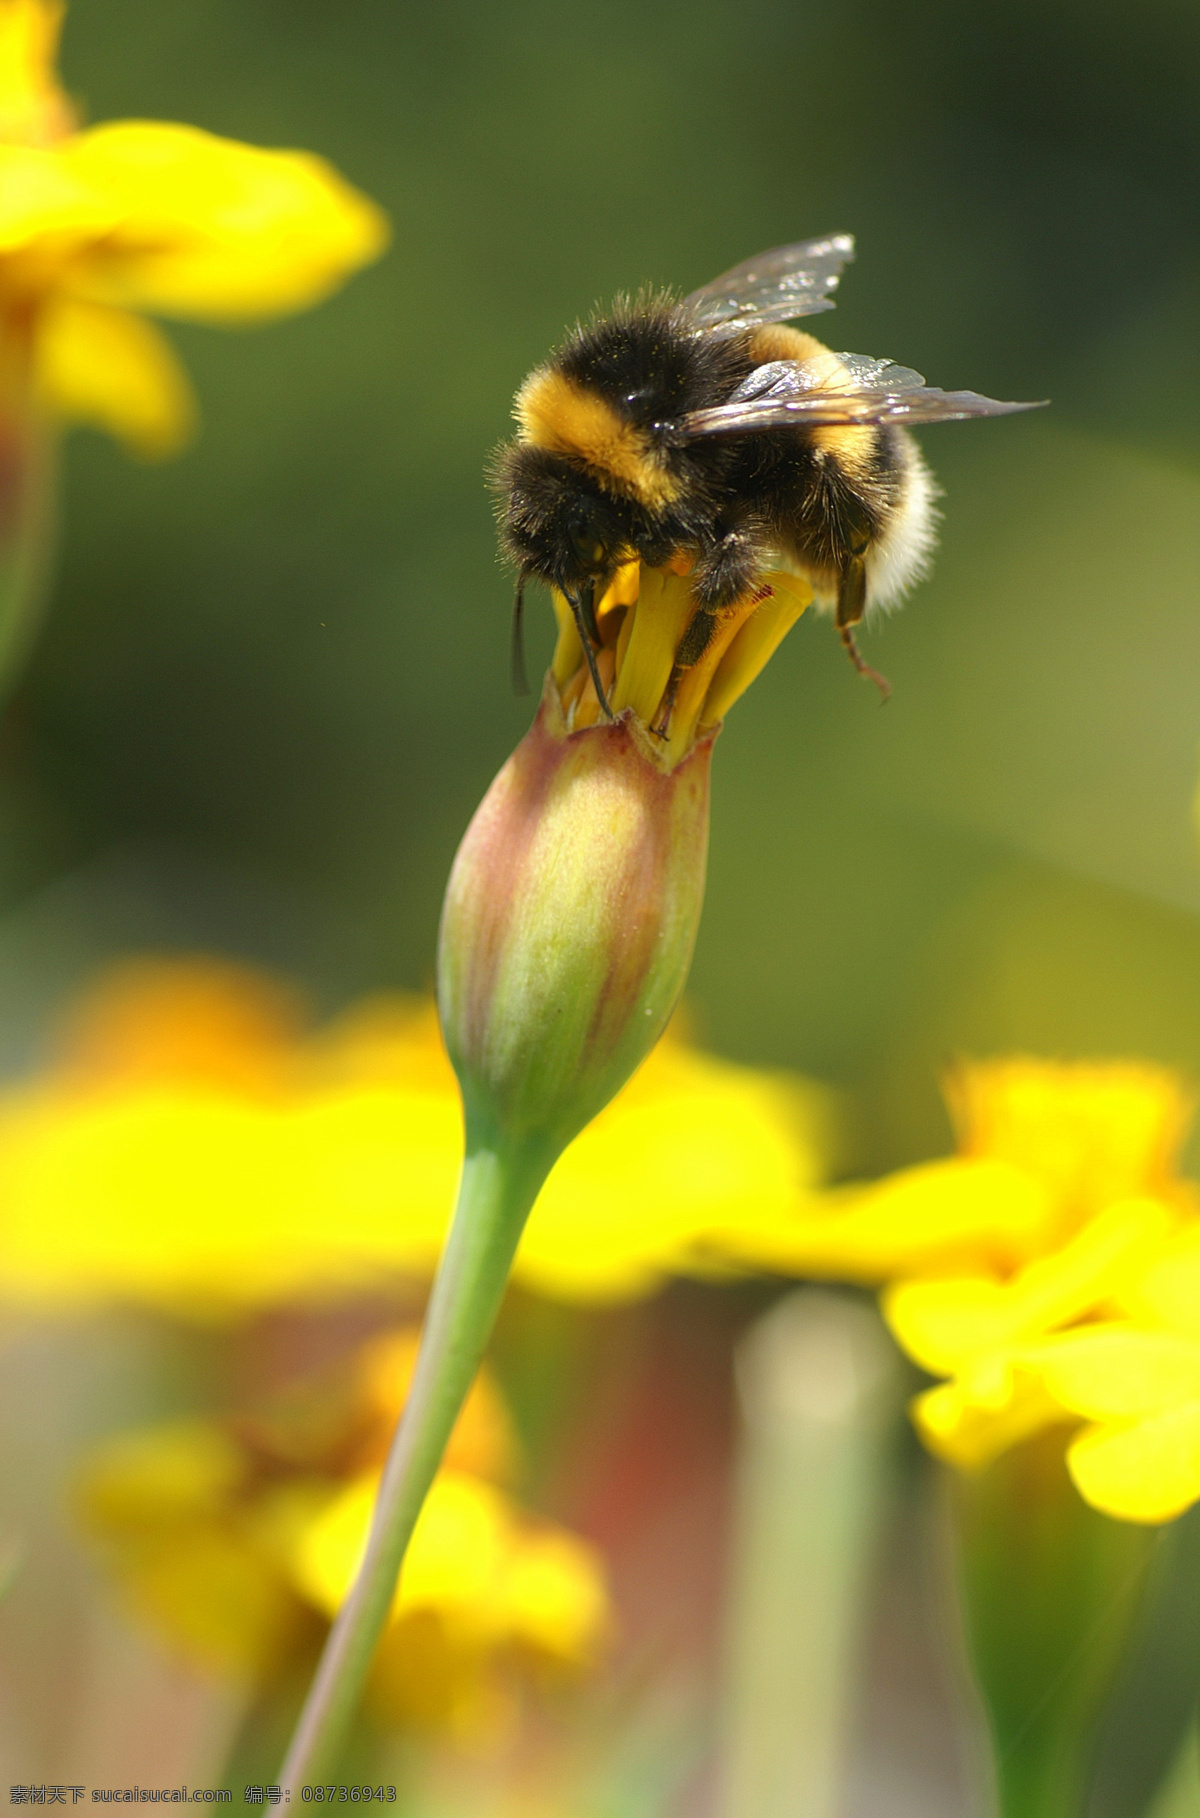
[437,680,713,1171]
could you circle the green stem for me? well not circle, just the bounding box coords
[278,1142,547,1788]
[955,1434,1154,1818]
[0,409,56,702]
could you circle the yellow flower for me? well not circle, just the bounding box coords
[75,1416,312,1679]
[0,956,832,1316]
[888,1196,1178,1469]
[75,1325,610,1739]
[991,1226,1200,1524]
[699,1054,1200,1502]
[780,1055,1200,1504]
[0,0,387,455]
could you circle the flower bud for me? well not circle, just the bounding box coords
[437,680,713,1169]
[285,564,810,1783]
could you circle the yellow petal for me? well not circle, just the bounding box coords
[0,964,832,1316]
[945,1057,1194,1231]
[499,1527,611,1667]
[53,954,303,1091]
[720,1156,1051,1288]
[1036,1325,1200,1421]
[1118,1223,1200,1340]
[105,1526,299,1679]
[549,586,584,691]
[608,566,696,723]
[660,586,771,766]
[885,1196,1176,1373]
[34,297,196,454]
[62,121,389,322]
[74,1417,300,1679]
[698,570,813,728]
[0,142,115,251]
[293,1470,515,1630]
[1067,1403,1200,1524]
[912,1369,1067,1470]
[354,1329,518,1484]
[886,1278,1015,1375]
[515,1036,832,1300]
[0,0,73,147]
[74,1419,245,1530]
[0,1085,457,1314]
[289,1464,610,1664]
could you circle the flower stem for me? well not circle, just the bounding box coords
[0,399,56,704]
[278,1141,547,1788]
[720,1291,898,1818]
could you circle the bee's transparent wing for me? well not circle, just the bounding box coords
[684,235,856,334]
[678,353,1045,434]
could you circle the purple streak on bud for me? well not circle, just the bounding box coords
[438,682,714,1167]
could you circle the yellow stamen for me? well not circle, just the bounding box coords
[599,558,640,621]
[549,589,581,690]
[609,567,695,723]
[547,557,811,759]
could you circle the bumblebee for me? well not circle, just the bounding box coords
[495,235,1039,711]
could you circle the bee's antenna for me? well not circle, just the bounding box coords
[839,624,891,703]
[566,583,614,720]
[511,572,531,697]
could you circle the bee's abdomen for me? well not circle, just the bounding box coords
[736,422,933,610]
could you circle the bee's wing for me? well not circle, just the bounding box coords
[677,354,1045,435]
[684,235,856,334]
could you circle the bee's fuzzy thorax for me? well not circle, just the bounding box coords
[514,364,682,510]
[513,298,750,515]
[556,298,750,430]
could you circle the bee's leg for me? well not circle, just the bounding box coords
[836,557,890,702]
[567,580,614,719]
[676,602,721,669]
[652,528,780,738]
[579,575,602,647]
[692,523,762,610]
[650,605,720,740]
[651,521,763,736]
[510,572,530,696]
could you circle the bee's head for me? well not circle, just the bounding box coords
[494,443,637,597]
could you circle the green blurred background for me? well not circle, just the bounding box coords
[6,0,1200,1174]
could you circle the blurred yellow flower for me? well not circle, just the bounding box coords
[0,956,832,1316]
[781,1055,1200,1515]
[1029,1322,1200,1523]
[971,1224,1200,1524]
[76,1325,610,1740]
[0,0,387,454]
[889,1196,1178,1469]
[293,1469,610,1736]
[712,1056,1195,1283]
